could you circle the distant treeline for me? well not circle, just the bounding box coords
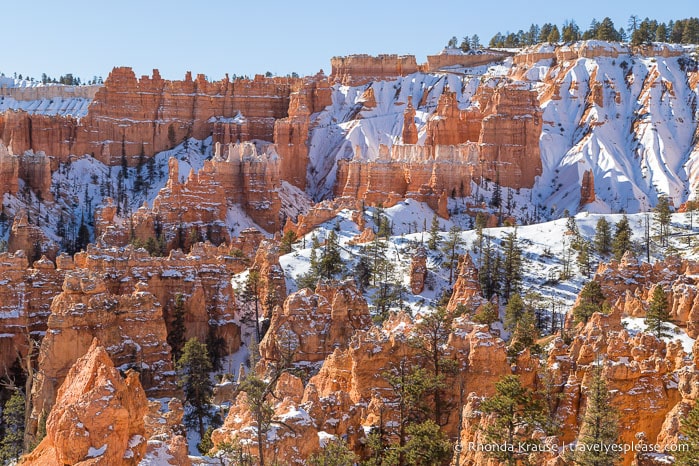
[0,71,103,86]
[448,17,699,50]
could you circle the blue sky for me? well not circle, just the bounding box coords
[2,0,695,82]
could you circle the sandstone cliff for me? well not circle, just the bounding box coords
[0,68,296,165]
[24,339,148,465]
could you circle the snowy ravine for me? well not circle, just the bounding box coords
[305,41,699,215]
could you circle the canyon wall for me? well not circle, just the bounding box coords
[0,68,296,165]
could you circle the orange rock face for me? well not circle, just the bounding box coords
[409,246,428,294]
[24,339,148,466]
[447,254,486,312]
[330,54,419,86]
[29,271,177,444]
[259,280,371,365]
[7,210,59,261]
[0,251,64,375]
[579,169,596,205]
[0,68,297,165]
[594,253,699,337]
[401,96,418,144]
[426,49,512,72]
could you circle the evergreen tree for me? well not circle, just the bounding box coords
[501,230,523,301]
[177,338,213,439]
[504,293,525,332]
[473,302,500,325]
[402,420,453,466]
[547,25,561,43]
[168,293,187,361]
[308,438,357,466]
[675,400,699,465]
[0,390,25,463]
[241,270,263,342]
[572,364,621,466]
[573,281,606,324]
[441,225,463,285]
[371,237,402,321]
[596,17,621,41]
[577,240,593,277]
[611,216,633,261]
[594,217,612,256]
[480,375,555,466]
[318,230,343,279]
[428,215,440,250]
[381,360,439,465]
[646,286,672,338]
[410,306,462,428]
[478,235,499,299]
[562,20,581,42]
[279,230,297,254]
[654,196,672,247]
[239,335,294,466]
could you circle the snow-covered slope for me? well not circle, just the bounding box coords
[305,41,699,216]
[0,77,97,117]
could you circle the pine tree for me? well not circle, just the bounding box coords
[548,25,561,43]
[410,306,462,428]
[168,293,187,361]
[308,438,358,466]
[441,225,463,285]
[318,230,343,279]
[480,375,555,466]
[611,216,633,261]
[501,230,523,301]
[177,338,213,438]
[0,390,25,463]
[573,281,606,324]
[573,364,621,466]
[402,420,453,466]
[654,196,672,247]
[504,294,525,332]
[646,286,672,338]
[594,217,612,256]
[242,270,263,342]
[478,235,499,300]
[381,360,439,465]
[428,215,440,250]
[675,400,699,465]
[577,240,593,277]
[279,230,297,254]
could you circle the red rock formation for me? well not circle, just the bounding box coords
[593,253,699,337]
[330,54,419,86]
[0,68,297,165]
[477,83,543,187]
[425,92,473,146]
[409,246,428,294]
[97,142,283,240]
[335,144,477,217]
[30,272,177,441]
[7,210,59,261]
[24,339,148,465]
[447,254,487,312]
[579,169,596,205]
[249,240,288,318]
[259,280,371,365]
[0,142,19,197]
[426,49,512,71]
[284,197,360,238]
[69,243,244,356]
[0,251,63,374]
[401,96,418,144]
[215,311,516,463]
